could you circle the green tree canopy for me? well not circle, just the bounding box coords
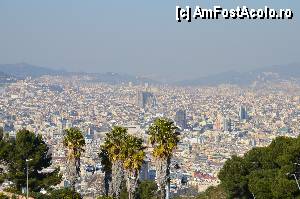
[1,129,61,192]
[136,180,158,199]
[219,136,300,199]
[48,188,82,199]
[195,185,226,199]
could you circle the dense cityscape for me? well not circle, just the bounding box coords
[1,74,300,198]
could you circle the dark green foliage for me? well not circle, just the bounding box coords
[0,193,9,199]
[219,136,300,199]
[48,188,82,199]
[0,127,12,166]
[218,156,251,198]
[0,129,61,192]
[120,184,128,199]
[196,185,226,199]
[97,184,128,199]
[97,196,114,199]
[135,180,158,199]
[0,127,3,141]
[5,188,82,199]
[121,180,158,199]
[0,129,12,183]
[30,191,51,199]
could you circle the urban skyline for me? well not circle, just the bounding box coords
[1,74,300,197]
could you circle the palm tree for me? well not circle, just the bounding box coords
[63,127,85,190]
[122,135,146,199]
[148,118,180,199]
[102,126,127,198]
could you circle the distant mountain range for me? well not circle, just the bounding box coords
[1,63,300,86]
[0,63,157,85]
[0,63,66,78]
[177,64,300,86]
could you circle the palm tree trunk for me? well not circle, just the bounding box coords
[111,160,124,198]
[125,170,139,199]
[75,157,81,178]
[128,191,133,199]
[66,158,77,191]
[104,171,112,196]
[166,157,171,199]
[156,158,168,199]
[166,183,170,199]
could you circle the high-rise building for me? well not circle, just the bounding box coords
[214,115,222,131]
[57,119,64,134]
[139,160,149,181]
[175,109,187,130]
[239,106,248,121]
[137,91,156,109]
[223,117,232,132]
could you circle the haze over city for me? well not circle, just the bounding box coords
[0,0,299,81]
[1,1,300,199]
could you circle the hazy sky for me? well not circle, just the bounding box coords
[0,1,299,81]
